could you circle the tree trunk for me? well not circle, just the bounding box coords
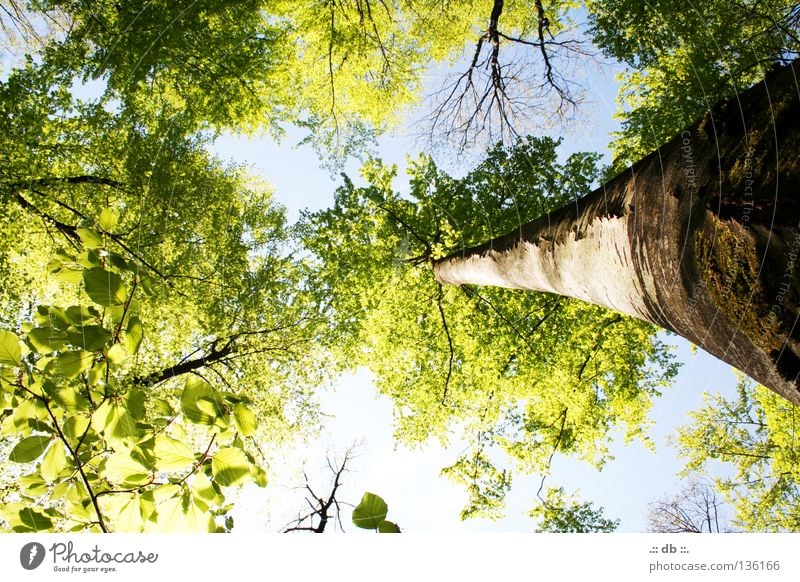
[434,61,800,405]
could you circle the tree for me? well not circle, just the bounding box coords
[0,58,330,531]
[647,478,732,533]
[425,0,592,152]
[587,0,800,167]
[434,60,800,406]
[675,374,800,531]
[283,448,354,534]
[0,238,271,532]
[531,486,619,532]
[5,0,798,532]
[33,0,584,162]
[303,137,677,520]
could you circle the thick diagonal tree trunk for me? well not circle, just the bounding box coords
[434,61,800,405]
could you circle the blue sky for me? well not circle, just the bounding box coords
[212,60,742,533]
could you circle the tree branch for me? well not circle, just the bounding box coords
[436,284,455,405]
[284,447,354,533]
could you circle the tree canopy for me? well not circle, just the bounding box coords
[1,0,799,532]
[301,137,678,518]
[676,375,800,532]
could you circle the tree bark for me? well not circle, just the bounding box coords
[434,61,800,405]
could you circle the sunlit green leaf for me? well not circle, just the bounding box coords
[63,415,91,440]
[191,472,223,505]
[181,377,223,425]
[77,228,105,249]
[352,492,388,530]
[98,208,119,232]
[10,435,52,463]
[20,473,49,497]
[125,316,143,354]
[211,447,251,487]
[105,401,139,445]
[40,442,69,482]
[154,435,195,472]
[105,452,151,485]
[66,306,100,326]
[0,330,22,366]
[114,495,144,532]
[19,508,53,531]
[83,268,127,306]
[233,403,258,437]
[53,387,91,414]
[378,520,401,533]
[106,343,127,365]
[27,327,68,353]
[67,325,112,351]
[46,350,94,379]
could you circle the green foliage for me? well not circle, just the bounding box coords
[675,374,800,531]
[531,487,619,532]
[586,0,800,168]
[25,0,547,161]
[0,54,330,529]
[352,492,389,530]
[304,137,679,519]
[0,245,280,532]
[352,492,400,533]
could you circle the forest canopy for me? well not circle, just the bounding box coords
[0,0,798,532]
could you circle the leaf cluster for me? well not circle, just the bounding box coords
[0,241,269,532]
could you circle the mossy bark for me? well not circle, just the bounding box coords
[434,61,800,405]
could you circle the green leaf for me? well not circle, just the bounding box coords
[106,343,127,365]
[63,415,91,440]
[67,325,112,351]
[19,508,53,531]
[125,389,146,419]
[77,228,105,249]
[20,473,49,496]
[54,267,83,284]
[125,316,143,354]
[154,435,195,472]
[40,442,69,482]
[88,362,106,386]
[11,399,50,434]
[155,495,213,532]
[114,495,144,532]
[28,327,68,353]
[105,452,151,485]
[378,520,401,533]
[46,350,94,379]
[191,472,223,505]
[98,208,119,232]
[66,306,100,326]
[36,306,70,330]
[53,386,91,414]
[10,435,52,463]
[105,401,139,445]
[211,447,251,487]
[0,330,22,366]
[252,465,268,488]
[83,267,127,306]
[196,398,218,417]
[352,492,388,530]
[181,377,223,425]
[233,403,258,437]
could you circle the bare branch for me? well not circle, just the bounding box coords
[283,446,357,533]
[436,284,455,405]
[422,0,590,154]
